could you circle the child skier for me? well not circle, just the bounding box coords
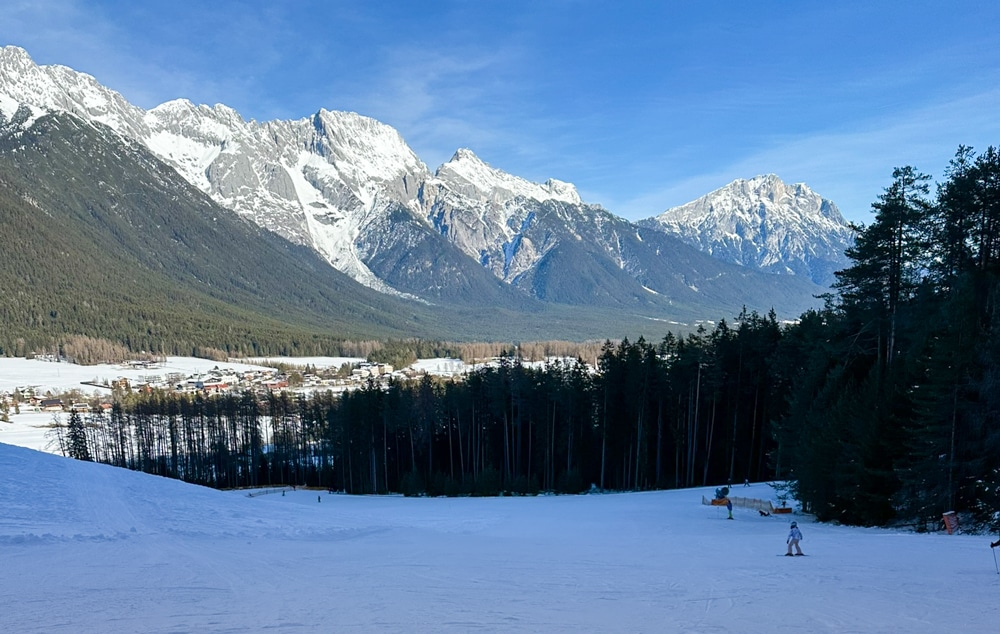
[785,521,804,556]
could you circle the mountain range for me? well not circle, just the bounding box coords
[0,45,853,347]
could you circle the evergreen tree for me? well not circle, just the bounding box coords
[66,410,92,462]
[835,166,931,366]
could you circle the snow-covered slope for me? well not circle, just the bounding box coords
[645,175,854,286]
[0,92,45,131]
[432,148,581,206]
[2,439,996,632]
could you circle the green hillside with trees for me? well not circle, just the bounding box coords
[0,110,438,356]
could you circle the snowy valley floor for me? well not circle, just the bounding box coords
[3,442,1000,632]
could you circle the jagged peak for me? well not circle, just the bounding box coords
[0,45,150,141]
[315,107,392,129]
[0,46,105,95]
[543,178,579,202]
[449,147,481,163]
[0,45,33,65]
[150,99,244,124]
[211,103,241,118]
[746,173,782,184]
[150,98,196,113]
[436,149,582,205]
[653,173,849,237]
[311,108,420,151]
[723,174,798,195]
[665,174,828,213]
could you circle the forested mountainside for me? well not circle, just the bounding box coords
[0,108,429,356]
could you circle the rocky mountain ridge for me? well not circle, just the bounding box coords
[0,45,841,323]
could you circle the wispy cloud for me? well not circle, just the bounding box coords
[338,42,540,170]
[2,1,300,114]
[599,87,1000,223]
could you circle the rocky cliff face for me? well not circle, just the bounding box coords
[422,149,583,283]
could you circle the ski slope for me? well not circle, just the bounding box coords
[2,441,999,633]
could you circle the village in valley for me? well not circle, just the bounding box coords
[0,353,575,456]
[0,356,407,418]
[0,353,581,420]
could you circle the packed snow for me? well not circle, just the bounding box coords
[3,442,1000,633]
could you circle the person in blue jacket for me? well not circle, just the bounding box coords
[786,521,804,556]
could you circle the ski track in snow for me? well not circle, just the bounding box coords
[3,442,1000,632]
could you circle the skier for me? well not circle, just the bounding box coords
[785,521,804,556]
[726,498,733,520]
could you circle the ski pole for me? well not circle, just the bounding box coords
[993,544,999,575]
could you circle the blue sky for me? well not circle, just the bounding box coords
[3,1,999,224]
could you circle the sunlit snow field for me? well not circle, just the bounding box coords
[4,442,1000,633]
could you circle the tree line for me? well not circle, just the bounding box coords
[55,314,785,499]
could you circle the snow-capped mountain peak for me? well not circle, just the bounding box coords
[309,108,429,192]
[645,174,853,286]
[435,148,582,205]
[0,46,438,296]
[657,174,847,234]
[0,45,150,140]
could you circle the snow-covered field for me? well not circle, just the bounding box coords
[0,356,275,396]
[2,441,1000,633]
[0,411,55,453]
